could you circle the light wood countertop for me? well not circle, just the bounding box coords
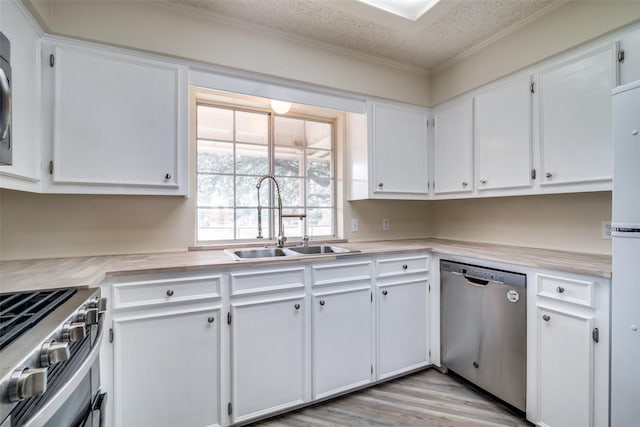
[0,239,611,293]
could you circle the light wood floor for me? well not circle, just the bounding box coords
[250,369,531,427]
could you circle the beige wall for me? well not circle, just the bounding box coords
[431,192,612,255]
[431,1,640,105]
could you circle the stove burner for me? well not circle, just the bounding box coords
[0,289,77,351]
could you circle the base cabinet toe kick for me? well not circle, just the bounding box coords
[98,250,609,427]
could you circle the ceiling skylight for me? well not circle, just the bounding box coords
[356,0,442,21]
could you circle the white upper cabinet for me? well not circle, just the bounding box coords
[349,101,429,200]
[538,44,616,186]
[618,28,640,85]
[474,75,532,191]
[433,98,473,195]
[0,0,41,192]
[41,40,188,194]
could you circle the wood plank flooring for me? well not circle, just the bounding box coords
[249,369,531,427]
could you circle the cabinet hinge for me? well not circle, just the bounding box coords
[227,402,232,415]
[429,349,431,358]
[49,54,55,68]
[618,49,625,63]
[531,168,536,180]
[370,291,373,303]
[227,312,232,325]
[109,328,113,343]
[432,118,435,128]
[49,161,54,175]
[428,284,431,292]
[593,327,600,343]
[371,364,373,375]
[530,82,535,94]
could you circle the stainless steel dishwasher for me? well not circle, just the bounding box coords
[440,259,527,412]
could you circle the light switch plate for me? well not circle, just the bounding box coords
[351,218,359,232]
[383,218,390,231]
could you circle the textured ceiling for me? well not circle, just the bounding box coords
[171,0,559,71]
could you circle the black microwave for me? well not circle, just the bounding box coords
[0,31,11,166]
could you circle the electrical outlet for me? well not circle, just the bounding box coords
[351,218,359,232]
[602,221,612,240]
[383,218,390,231]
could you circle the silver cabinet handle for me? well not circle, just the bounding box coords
[207,316,215,323]
[402,264,408,270]
[462,181,468,187]
[40,341,70,367]
[166,289,174,297]
[382,290,388,296]
[556,286,565,294]
[319,300,325,306]
[8,368,48,402]
[543,314,551,322]
[295,303,301,309]
[545,172,552,178]
[165,173,172,180]
[480,179,487,184]
[378,182,384,188]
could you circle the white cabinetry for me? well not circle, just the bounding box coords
[534,273,609,427]
[106,273,223,427]
[311,261,373,399]
[474,75,532,191]
[618,28,640,85]
[375,254,430,379]
[433,98,473,195]
[41,39,187,194]
[349,101,429,200]
[228,266,308,424]
[538,44,616,186]
[0,0,41,191]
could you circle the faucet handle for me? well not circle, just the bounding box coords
[277,235,287,247]
[302,235,309,247]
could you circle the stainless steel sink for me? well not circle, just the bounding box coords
[287,245,356,255]
[225,244,358,260]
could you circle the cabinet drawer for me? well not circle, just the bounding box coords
[113,274,221,309]
[311,261,372,287]
[230,267,305,296]
[376,255,429,278]
[537,274,595,308]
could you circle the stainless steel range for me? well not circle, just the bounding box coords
[0,287,107,427]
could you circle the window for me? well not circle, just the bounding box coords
[196,104,335,243]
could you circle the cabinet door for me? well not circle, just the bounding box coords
[0,0,41,191]
[45,41,186,193]
[371,102,428,196]
[537,307,594,427]
[113,307,220,427]
[231,296,306,423]
[433,99,473,194]
[377,280,428,379]
[539,45,615,186]
[619,29,640,85]
[312,288,372,399]
[475,75,532,190]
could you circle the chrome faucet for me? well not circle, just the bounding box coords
[256,174,306,248]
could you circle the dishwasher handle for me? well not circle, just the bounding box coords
[450,271,493,287]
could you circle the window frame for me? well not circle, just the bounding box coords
[195,101,337,245]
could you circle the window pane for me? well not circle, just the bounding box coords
[197,106,233,141]
[308,177,332,207]
[306,121,331,150]
[237,208,266,239]
[275,117,305,148]
[282,208,305,238]
[197,208,234,241]
[274,146,303,177]
[236,111,268,144]
[236,143,269,175]
[307,208,334,237]
[278,177,304,207]
[197,140,233,173]
[197,175,234,207]
[236,176,261,208]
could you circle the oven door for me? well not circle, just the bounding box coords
[23,340,105,427]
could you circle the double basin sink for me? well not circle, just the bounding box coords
[226,244,358,260]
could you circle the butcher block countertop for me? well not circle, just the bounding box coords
[0,239,612,293]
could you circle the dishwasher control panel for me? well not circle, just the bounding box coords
[440,260,526,288]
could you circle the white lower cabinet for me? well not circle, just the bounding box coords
[312,287,373,399]
[533,272,609,427]
[113,308,221,427]
[230,296,307,423]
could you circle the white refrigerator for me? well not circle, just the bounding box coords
[611,79,640,426]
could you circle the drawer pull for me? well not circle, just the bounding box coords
[556,286,565,294]
[402,264,408,270]
[166,290,174,297]
[318,300,325,306]
[382,290,388,296]
[295,303,301,310]
[207,316,215,323]
[542,314,551,322]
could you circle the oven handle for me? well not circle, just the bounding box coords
[0,67,10,141]
[23,327,103,427]
[75,391,107,427]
